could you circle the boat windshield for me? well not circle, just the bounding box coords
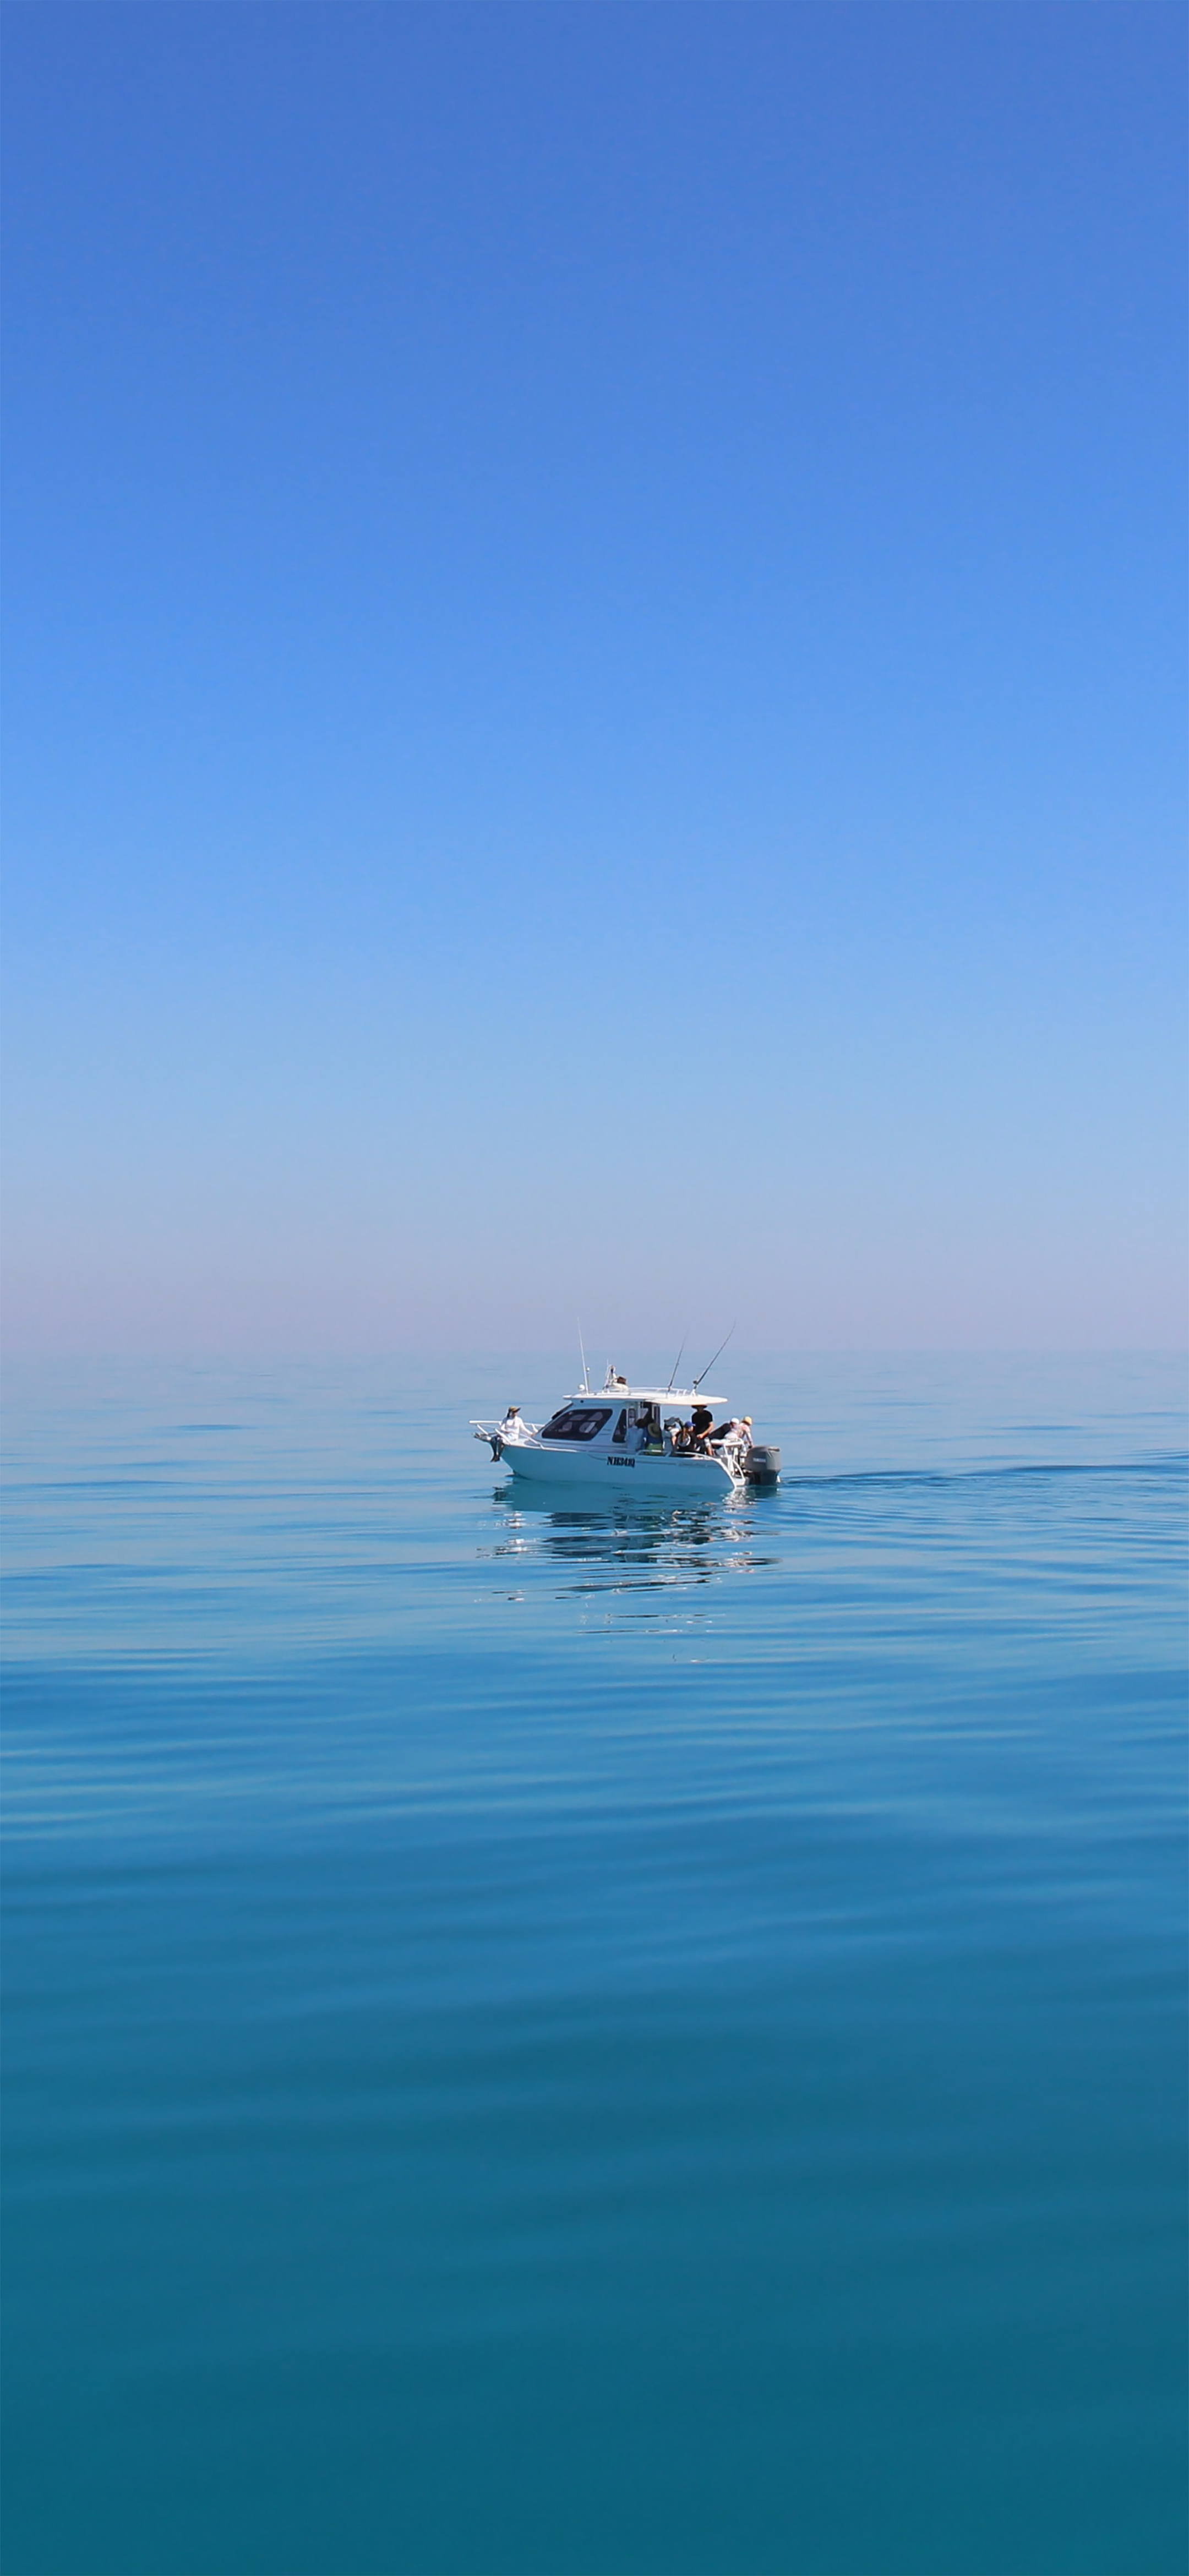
[539,1406,614,1443]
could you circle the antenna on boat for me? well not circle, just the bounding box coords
[666,1331,689,1393]
[577,1320,590,1393]
[692,1322,736,1390]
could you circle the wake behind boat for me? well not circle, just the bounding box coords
[472,1366,781,1492]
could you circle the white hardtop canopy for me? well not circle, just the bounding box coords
[571,1384,726,1405]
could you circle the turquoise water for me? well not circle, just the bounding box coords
[3,1353,1186,2576]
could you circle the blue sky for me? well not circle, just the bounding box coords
[4,0,1184,1352]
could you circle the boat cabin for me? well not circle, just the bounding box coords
[538,1381,727,1451]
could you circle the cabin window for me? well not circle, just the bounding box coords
[540,1406,614,1443]
[612,1410,627,1445]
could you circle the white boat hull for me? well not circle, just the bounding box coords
[501,1439,737,1493]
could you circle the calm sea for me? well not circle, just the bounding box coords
[3,1353,1186,2576]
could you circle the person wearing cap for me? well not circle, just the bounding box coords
[500,1404,527,1441]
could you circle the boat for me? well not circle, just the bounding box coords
[471,1366,781,1493]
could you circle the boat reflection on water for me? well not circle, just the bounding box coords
[479,1475,781,1601]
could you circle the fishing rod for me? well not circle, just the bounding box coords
[665,1331,689,1393]
[692,1322,736,1391]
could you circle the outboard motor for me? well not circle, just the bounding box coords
[744,1443,780,1483]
